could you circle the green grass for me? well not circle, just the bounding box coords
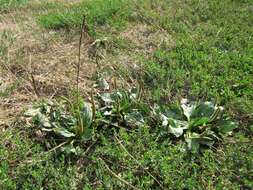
[0,128,81,190]
[0,0,28,12]
[1,128,252,189]
[141,0,253,114]
[38,0,133,36]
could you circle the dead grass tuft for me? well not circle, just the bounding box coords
[120,24,175,53]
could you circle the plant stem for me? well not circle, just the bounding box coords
[76,15,87,95]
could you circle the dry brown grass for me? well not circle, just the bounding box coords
[0,2,97,121]
[120,24,174,54]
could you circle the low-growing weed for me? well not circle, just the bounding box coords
[24,97,94,153]
[154,99,238,152]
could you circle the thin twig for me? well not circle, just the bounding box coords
[90,89,96,121]
[29,53,40,98]
[76,15,87,94]
[82,140,97,156]
[76,16,88,134]
[11,141,68,167]
[30,74,39,98]
[45,141,68,154]
[97,119,132,132]
[98,157,141,190]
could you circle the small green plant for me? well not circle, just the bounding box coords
[97,87,146,129]
[24,97,94,144]
[155,99,238,152]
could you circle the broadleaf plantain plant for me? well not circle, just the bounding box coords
[24,97,94,146]
[97,87,146,129]
[156,99,238,152]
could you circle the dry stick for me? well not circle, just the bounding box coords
[76,16,88,134]
[98,157,141,190]
[12,141,68,167]
[45,141,68,154]
[90,89,96,121]
[30,74,40,98]
[76,16,87,95]
[82,140,97,156]
[29,53,40,98]
[115,134,164,189]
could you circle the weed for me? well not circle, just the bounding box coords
[24,97,94,150]
[155,99,238,152]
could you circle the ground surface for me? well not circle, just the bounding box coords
[0,0,252,189]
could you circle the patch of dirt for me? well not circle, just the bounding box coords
[0,8,98,124]
[120,24,175,53]
[0,22,17,33]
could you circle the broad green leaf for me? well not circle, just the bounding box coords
[185,133,200,152]
[201,130,220,142]
[164,104,184,120]
[217,119,238,134]
[41,117,52,128]
[60,142,81,155]
[80,127,93,141]
[166,118,188,137]
[61,144,77,155]
[53,127,75,138]
[190,101,216,120]
[198,137,215,147]
[124,111,145,127]
[181,99,197,121]
[161,114,169,127]
[168,126,185,138]
[32,113,50,128]
[100,93,114,104]
[129,87,139,100]
[185,132,214,152]
[189,117,210,129]
[80,103,93,128]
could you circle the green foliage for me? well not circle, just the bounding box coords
[0,0,27,12]
[155,99,238,152]
[24,98,94,146]
[24,86,237,154]
[90,128,253,189]
[1,127,252,190]
[0,129,83,190]
[141,0,253,112]
[97,88,147,129]
[38,0,132,36]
